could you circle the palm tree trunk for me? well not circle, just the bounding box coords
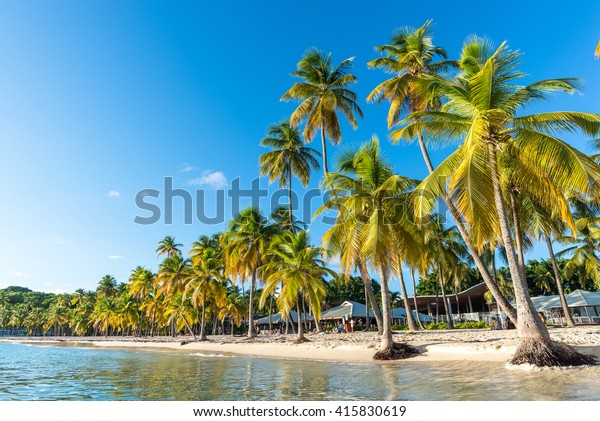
[488,143,549,341]
[199,302,207,341]
[438,270,454,329]
[410,269,425,329]
[544,233,575,327]
[357,259,384,334]
[398,266,417,331]
[288,168,295,233]
[509,188,526,274]
[378,267,394,351]
[182,314,197,339]
[320,125,328,175]
[268,294,273,332]
[416,131,518,324]
[435,275,439,323]
[296,301,304,341]
[247,270,256,338]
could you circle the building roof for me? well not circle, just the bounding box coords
[255,310,313,324]
[531,289,600,311]
[320,300,433,322]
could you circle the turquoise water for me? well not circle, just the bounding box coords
[0,342,599,400]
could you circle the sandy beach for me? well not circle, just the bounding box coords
[4,326,600,363]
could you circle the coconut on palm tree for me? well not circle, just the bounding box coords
[281,48,363,175]
[396,37,600,366]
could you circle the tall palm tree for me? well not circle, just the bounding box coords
[281,48,363,175]
[372,22,516,323]
[319,137,421,358]
[259,121,320,230]
[260,230,331,343]
[222,207,276,338]
[96,275,118,298]
[397,37,600,366]
[186,245,226,341]
[155,236,182,259]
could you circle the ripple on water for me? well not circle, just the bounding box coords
[0,342,599,400]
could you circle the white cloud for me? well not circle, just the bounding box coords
[44,282,53,286]
[108,255,123,260]
[179,163,198,173]
[108,190,120,198]
[51,288,66,294]
[188,170,228,189]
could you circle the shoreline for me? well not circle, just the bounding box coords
[3,326,600,363]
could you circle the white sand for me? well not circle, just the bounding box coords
[5,326,600,362]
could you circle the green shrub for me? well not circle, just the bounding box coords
[425,322,448,330]
[454,321,489,329]
[391,325,409,331]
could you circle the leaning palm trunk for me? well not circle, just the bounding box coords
[294,301,308,343]
[199,302,207,341]
[247,270,257,339]
[373,267,420,360]
[438,272,454,329]
[416,132,517,324]
[410,270,425,329]
[509,189,526,274]
[320,125,329,175]
[357,259,384,334]
[398,268,417,331]
[488,143,593,366]
[544,234,575,328]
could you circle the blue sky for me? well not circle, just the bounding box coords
[1,1,599,294]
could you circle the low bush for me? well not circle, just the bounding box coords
[454,321,489,329]
[425,322,448,330]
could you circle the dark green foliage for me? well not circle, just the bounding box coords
[325,275,381,308]
[425,322,448,330]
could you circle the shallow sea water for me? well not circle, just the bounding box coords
[0,342,598,400]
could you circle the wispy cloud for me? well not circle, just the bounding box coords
[108,190,120,198]
[108,255,123,260]
[188,170,228,189]
[50,236,68,245]
[179,163,198,173]
[51,288,66,294]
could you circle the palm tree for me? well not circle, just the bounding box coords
[319,137,420,358]
[155,236,182,259]
[260,230,331,343]
[558,217,600,291]
[222,207,276,338]
[96,275,118,298]
[373,23,517,323]
[526,200,576,327]
[259,121,320,230]
[397,37,600,366]
[219,289,245,336]
[595,41,600,59]
[281,48,363,175]
[186,245,226,341]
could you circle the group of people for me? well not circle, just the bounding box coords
[489,317,513,330]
